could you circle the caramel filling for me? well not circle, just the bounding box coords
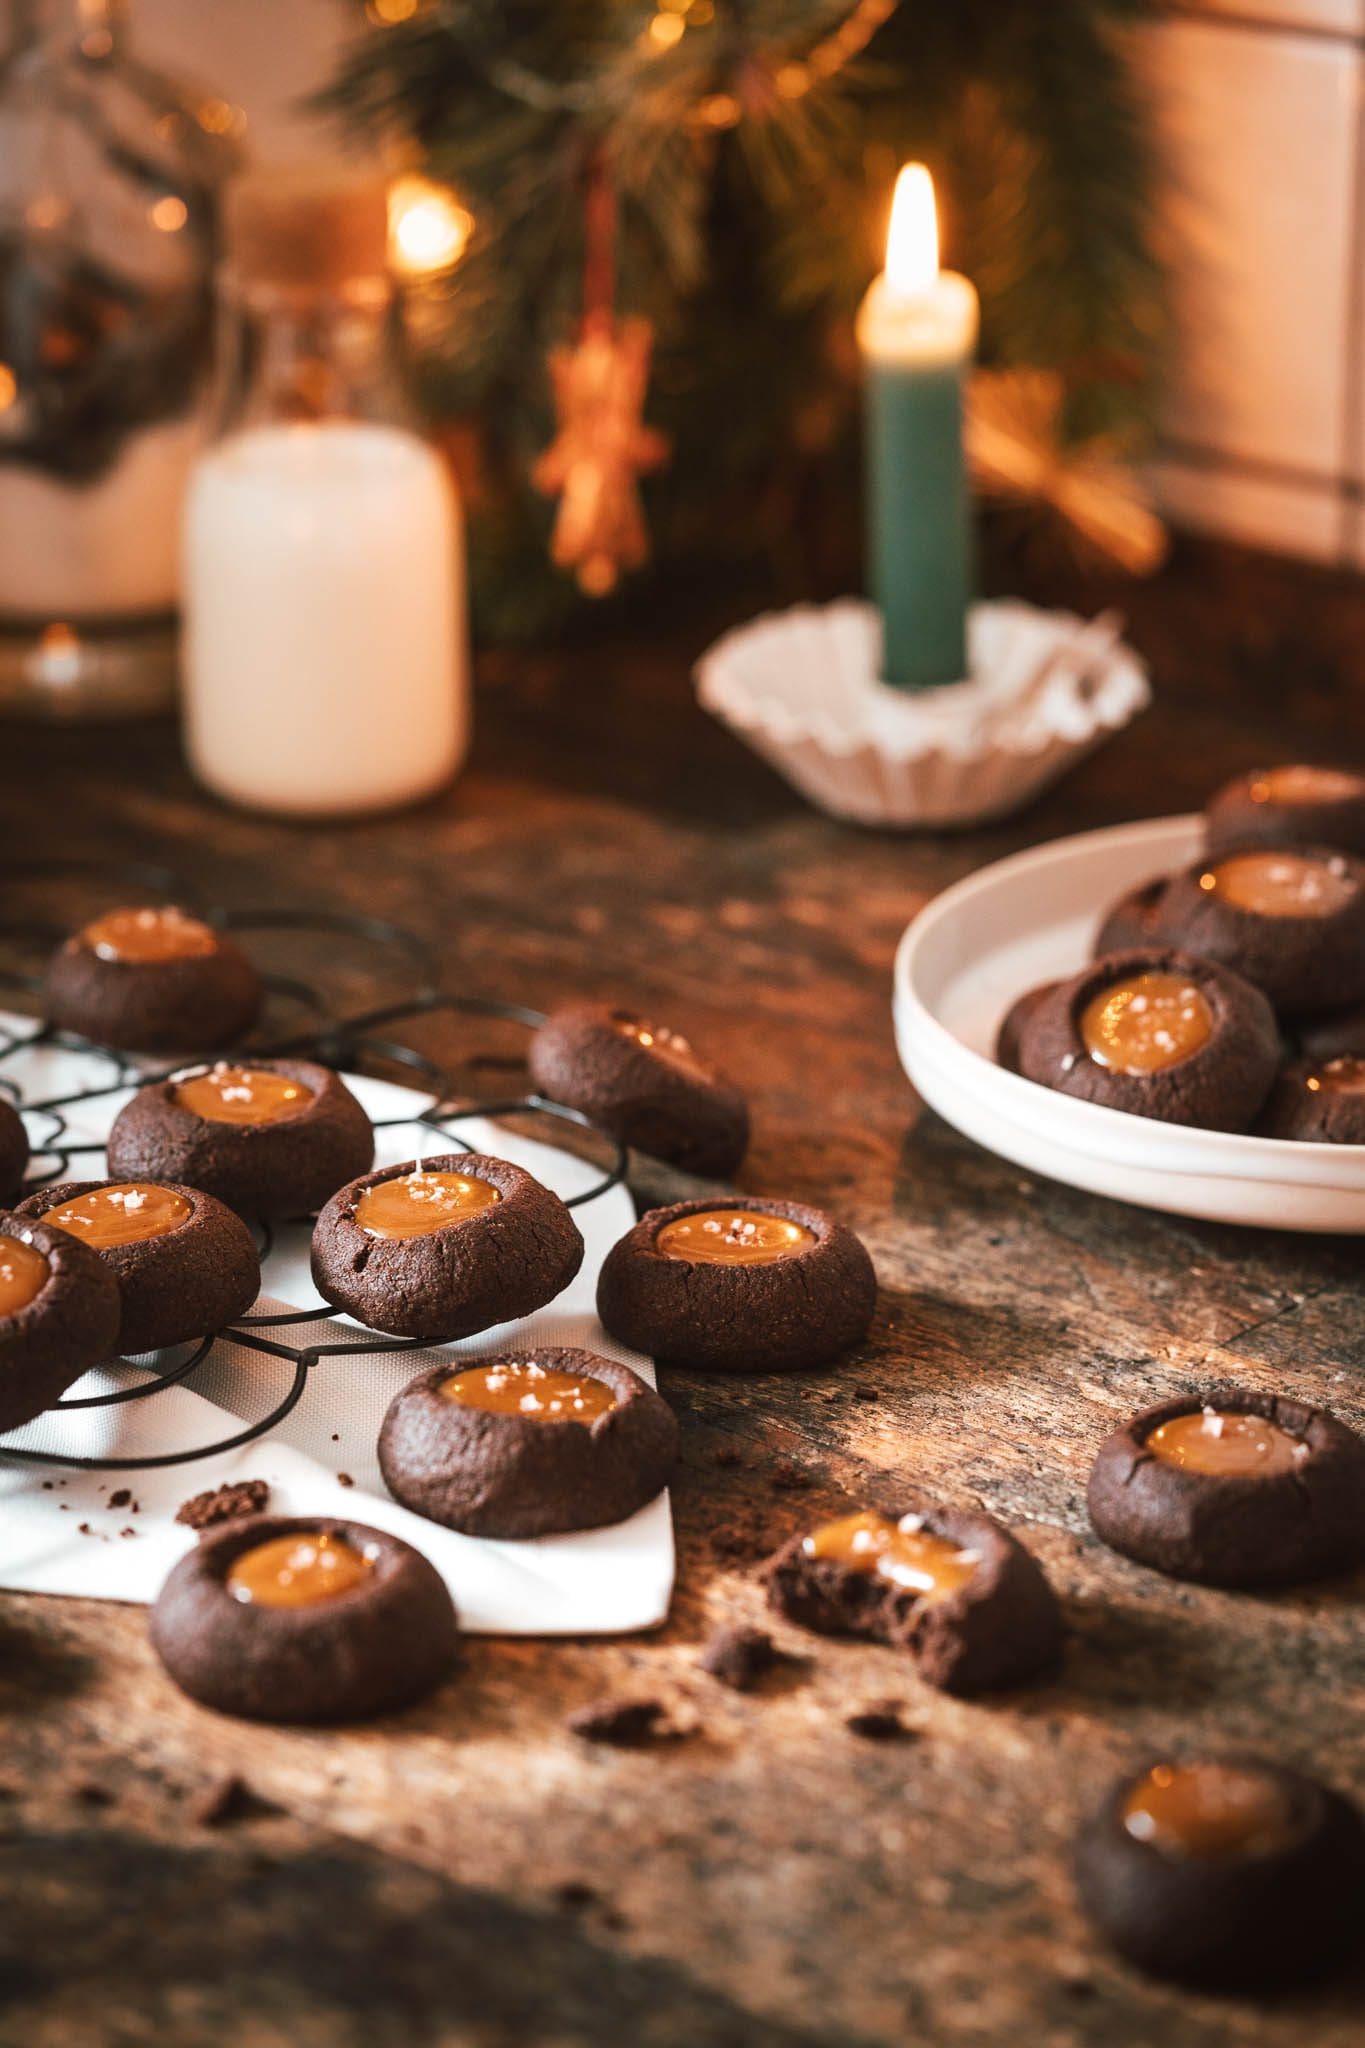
[81,905,219,964]
[440,1359,617,1423]
[1201,851,1356,918]
[1307,1055,1365,1097]
[173,1065,316,1126]
[0,1235,49,1318]
[47,1181,192,1249]
[226,1531,373,1609]
[610,1011,704,1076]
[1121,1761,1300,1860]
[1248,766,1363,805]
[803,1509,980,1604]
[355,1169,501,1240]
[1081,971,1213,1076]
[655,1208,815,1267]
[1146,1408,1303,1479]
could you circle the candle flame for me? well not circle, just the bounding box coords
[885,162,938,297]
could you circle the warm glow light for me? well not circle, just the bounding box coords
[885,162,938,298]
[0,365,15,411]
[150,195,188,233]
[370,0,417,18]
[388,176,473,278]
[648,10,686,47]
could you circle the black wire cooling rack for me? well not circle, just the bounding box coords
[0,864,628,1473]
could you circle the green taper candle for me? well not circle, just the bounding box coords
[857,164,979,692]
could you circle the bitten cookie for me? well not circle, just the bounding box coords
[311,1155,584,1341]
[764,1505,1062,1696]
[528,1003,749,1178]
[596,1197,876,1373]
[1087,1388,1365,1587]
[1015,948,1279,1132]
[43,904,261,1054]
[107,1060,373,1221]
[16,1179,259,1354]
[1094,876,1169,957]
[0,1213,121,1431]
[150,1515,459,1724]
[1205,763,1365,858]
[0,1097,28,1207]
[1152,845,1365,1015]
[1258,1054,1365,1144]
[1076,1756,1365,1989]
[378,1348,678,1538]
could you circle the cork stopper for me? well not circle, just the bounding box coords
[223,165,390,290]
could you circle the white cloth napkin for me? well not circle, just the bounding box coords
[0,1041,673,1635]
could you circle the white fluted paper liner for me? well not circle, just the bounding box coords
[0,1044,673,1634]
[695,598,1150,828]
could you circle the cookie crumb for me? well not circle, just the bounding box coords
[70,1779,114,1807]
[566,1698,671,1746]
[118,1527,136,1539]
[853,1385,880,1403]
[107,1488,132,1509]
[176,1479,269,1532]
[336,1472,354,1488]
[846,1701,914,1740]
[553,1879,598,1910]
[188,1773,263,1828]
[699,1625,777,1691]
[77,1522,93,1536]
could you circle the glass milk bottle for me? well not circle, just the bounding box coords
[182,169,468,816]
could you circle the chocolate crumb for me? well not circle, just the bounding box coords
[846,1701,914,1741]
[699,1625,777,1692]
[854,1385,879,1402]
[336,1472,354,1488]
[118,1527,136,1539]
[188,1773,268,1828]
[41,1480,53,1491]
[554,1880,598,1910]
[566,1698,670,1746]
[331,1433,340,1443]
[175,1479,269,1532]
[107,1488,131,1509]
[77,1522,93,1536]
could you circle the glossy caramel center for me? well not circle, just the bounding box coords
[81,905,219,964]
[355,1169,501,1240]
[440,1359,617,1423]
[1121,1762,1299,1860]
[1248,766,1363,805]
[1307,1055,1365,1097]
[803,1509,980,1604]
[173,1065,316,1126]
[226,1531,373,1609]
[610,1011,704,1076]
[1146,1409,1302,1478]
[47,1181,192,1249]
[0,1235,49,1318]
[1203,851,1356,918]
[1081,972,1213,1076]
[655,1208,815,1267]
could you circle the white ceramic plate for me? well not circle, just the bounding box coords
[893,815,1365,1233]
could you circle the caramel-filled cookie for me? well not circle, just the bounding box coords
[1093,876,1169,957]
[17,1179,259,1353]
[151,1515,459,1724]
[43,904,262,1054]
[1015,948,1279,1132]
[764,1504,1062,1695]
[1152,846,1365,1015]
[1087,1388,1365,1587]
[0,1097,28,1207]
[1076,1756,1365,1988]
[529,1003,749,1178]
[597,1196,876,1373]
[379,1347,677,1538]
[1205,763,1365,857]
[311,1155,583,1341]
[1259,1054,1365,1144]
[107,1059,373,1221]
[0,1213,120,1431]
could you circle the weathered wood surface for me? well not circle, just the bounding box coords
[2,537,1364,2046]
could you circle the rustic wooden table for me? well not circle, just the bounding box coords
[1,538,1363,2047]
